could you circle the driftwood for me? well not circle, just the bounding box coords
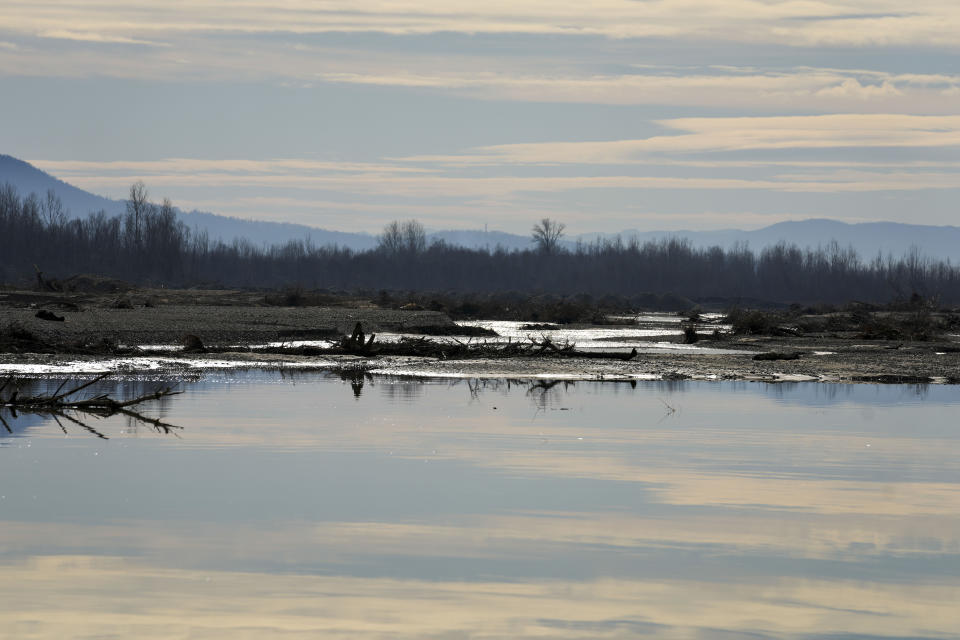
[526,336,638,361]
[235,325,638,361]
[34,264,61,292]
[340,322,378,355]
[0,373,182,439]
[752,351,802,361]
[182,334,206,353]
[35,309,65,322]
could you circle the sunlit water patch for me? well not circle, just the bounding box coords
[1,372,958,639]
[0,357,344,375]
[456,318,740,353]
[107,314,736,357]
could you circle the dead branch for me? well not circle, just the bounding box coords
[0,374,183,438]
[56,410,108,439]
[34,264,61,292]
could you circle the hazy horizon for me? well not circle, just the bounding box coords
[2,2,959,235]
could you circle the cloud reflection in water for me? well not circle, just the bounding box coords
[1,372,958,638]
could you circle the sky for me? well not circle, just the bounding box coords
[1,1,959,234]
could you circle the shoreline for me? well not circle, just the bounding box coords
[2,344,957,385]
[2,289,958,384]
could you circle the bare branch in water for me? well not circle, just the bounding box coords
[1,375,183,438]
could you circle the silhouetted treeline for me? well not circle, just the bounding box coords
[2,183,959,304]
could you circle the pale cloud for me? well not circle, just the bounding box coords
[814,78,903,98]
[45,171,960,199]
[3,1,959,113]
[6,50,957,111]
[2,1,960,47]
[11,42,960,111]
[38,29,168,46]
[317,68,959,110]
[35,157,433,176]
[415,115,960,166]
[27,100,960,233]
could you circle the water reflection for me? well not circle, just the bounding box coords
[0,375,182,439]
[330,367,373,398]
[1,371,958,638]
[762,379,934,404]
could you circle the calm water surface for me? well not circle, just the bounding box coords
[1,372,959,639]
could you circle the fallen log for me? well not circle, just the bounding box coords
[570,346,638,361]
[35,309,65,322]
[752,351,802,361]
[0,373,183,438]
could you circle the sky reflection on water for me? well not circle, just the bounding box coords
[1,372,958,639]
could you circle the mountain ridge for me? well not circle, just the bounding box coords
[0,154,379,249]
[3,154,958,261]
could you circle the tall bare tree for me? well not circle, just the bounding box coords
[378,220,404,254]
[402,219,426,254]
[531,218,566,255]
[126,181,150,247]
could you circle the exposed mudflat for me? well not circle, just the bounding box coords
[0,289,452,344]
[2,288,959,383]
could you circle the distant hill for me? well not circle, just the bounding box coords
[177,210,378,250]
[3,154,959,261]
[430,228,534,251]
[429,220,960,262]
[586,219,960,263]
[0,154,377,249]
[0,154,125,218]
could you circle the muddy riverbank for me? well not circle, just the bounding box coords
[2,340,957,383]
[0,288,453,345]
[2,288,959,383]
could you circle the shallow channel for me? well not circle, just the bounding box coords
[1,371,959,638]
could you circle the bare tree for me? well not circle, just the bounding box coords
[531,218,566,255]
[379,219,426,255]
[41,189,67,228]
[126,181,150,247]
[402,219,426,254]
[378,220,404,254]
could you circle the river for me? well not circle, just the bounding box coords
[1,371,958,638]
